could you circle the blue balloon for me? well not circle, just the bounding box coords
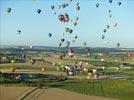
[48,33,52,38]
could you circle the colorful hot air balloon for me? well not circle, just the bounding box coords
[65,27,69,32]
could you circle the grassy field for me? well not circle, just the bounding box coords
[51,80,134,100]
[0,65,56,71]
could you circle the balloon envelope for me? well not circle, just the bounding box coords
[37,9,41,14]
[7,8,11,13]
[48,33,52,37]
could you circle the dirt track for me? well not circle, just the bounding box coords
[0,86,30,100]
[0,86,117,100]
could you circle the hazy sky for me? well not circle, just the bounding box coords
[0,0,134,48]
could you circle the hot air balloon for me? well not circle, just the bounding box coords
[83,42,87,47]
[58,5,61,9]
[109,0,112,4]
[117,43,120,48]
[76,6,80,11]
[109,9,111,13]
[113,22,118,27]
[77,2,79,6]
[68,48,75,58]
[62,4,66,8]
[76,16,79,21]
[96,3,99,8]
[61,38,65,43]
[109,13,112,18]
[72,40,75,43]
[106,25,110,29]
[17,30,21,34]
[102,35,105,39]
[7,8,11,13]
[64,13,70,22]
[48,33,52,38]
[65,41,70,48]
[65,27,69,32]
[103,29,107,33]
[118,2,122,6]
[73,22,77,26]
[69,29,73,34]
[37,9,41,14]
[51,5,55,10]
[31,59,36,65]
[59,43,62,47]
[74,35,78,39]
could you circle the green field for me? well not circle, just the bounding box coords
[51,80,134,100]
[0,65,56,71]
